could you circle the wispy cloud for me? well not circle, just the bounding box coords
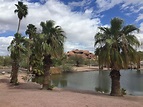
[136,14,143,22]
[95,0,143,22]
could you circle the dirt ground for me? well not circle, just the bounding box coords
[0,68,143,107]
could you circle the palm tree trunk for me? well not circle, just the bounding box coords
[42,64,51,89]
[10,61,19,85]
[17,19,21,33]
[42,54,52,90]
[110,69,122,96]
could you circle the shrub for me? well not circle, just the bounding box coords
[61,64,74,73]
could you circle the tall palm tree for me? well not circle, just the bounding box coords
[94,17,140,96]
[14,1,28,33]
[28,33,44,77]
[40,20,66,89]
[8,33,28,84]
[25,24,37,72]
[8,1,28,85]
[26,24,37,39]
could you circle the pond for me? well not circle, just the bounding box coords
[51,69,143,96]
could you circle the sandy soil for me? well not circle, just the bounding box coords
[0,67,143,107]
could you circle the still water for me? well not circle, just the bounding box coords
[51,69,143,96]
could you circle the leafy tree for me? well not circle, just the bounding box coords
[94,17,140,96]
[14,1,28,33]
[68,55,84,67]
[40,20,66,89]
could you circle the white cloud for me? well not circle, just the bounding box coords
[135,33,143,51]
[139,22,143,32]
[0,0,143,56]
[0,36,13,56]
[0,0,100,55]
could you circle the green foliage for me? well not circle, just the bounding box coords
[32,76,43,84]
[84,59,97,66]
[33,68,44,76]
[68,55,84,67]
[0,56,11,66]
[95,17,140,96]
[14,1,28,33]
[47,84,55,90]
[14,1,28,20]
[52,58,62,66]
[8,33,28,61]
[121,88,126,95]
[94,17,140,70]
[61,64,74,73]
[40,20,66,57]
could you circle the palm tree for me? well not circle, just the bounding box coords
[40,20,66,89]
[8,1,28,85]
[28,33,44,77]
[8,33,28,84]
[94,17,140,96]
[26,24,37,39]
[14,1,28,33]
[25,24,37,72]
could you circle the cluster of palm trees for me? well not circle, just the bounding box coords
[8,1,66,89]
[8,1,141,96]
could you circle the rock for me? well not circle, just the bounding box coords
[66,49,96,60]
[1,71,6,75]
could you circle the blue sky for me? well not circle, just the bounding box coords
[0,0,143,56]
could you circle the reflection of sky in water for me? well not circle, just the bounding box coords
[51,70,143,96]
[120,70,143,95]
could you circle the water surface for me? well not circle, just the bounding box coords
[51,69,143,96]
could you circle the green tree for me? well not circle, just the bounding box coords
[8,33,28,84]
[14,1,28,33]
[94,17,140,96]
[68,55,84,67]
[40,20,66,89]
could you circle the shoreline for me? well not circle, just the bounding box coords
[0,75,143,107]
[0,65,143,74]
[0,69,143,107]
